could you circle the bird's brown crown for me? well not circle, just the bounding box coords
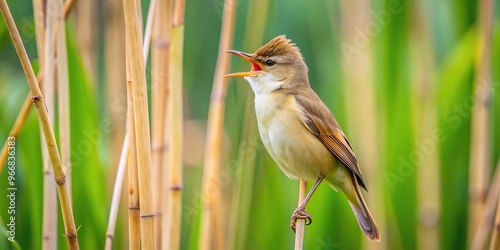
[254,35,303,61]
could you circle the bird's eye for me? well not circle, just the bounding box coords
[265,59,276,67]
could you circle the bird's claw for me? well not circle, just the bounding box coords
[290,207,312,232]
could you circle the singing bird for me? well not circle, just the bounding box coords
[226,35,380,241]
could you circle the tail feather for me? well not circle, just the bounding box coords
[347,174,380,241]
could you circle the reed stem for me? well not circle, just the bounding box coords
[151,0,174,249]
[294,179,307,250]
[56,0,72,201]
[41,0,58,247]
[199,0,237,249]
[152,0,173,248]
[122,1,156,247]
[468,0,494,243]
[163,0,185,249]
[410,1,440,249]
[123,0,156,247]
[127,79,141,250]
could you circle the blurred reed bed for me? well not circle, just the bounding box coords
[0,0,499,250]
[198,0,236,249]
[337,2,384,249]
[409,1,440,250]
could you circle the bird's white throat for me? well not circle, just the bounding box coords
[244,74,284,95]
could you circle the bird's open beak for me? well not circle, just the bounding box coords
[225,50,265,77]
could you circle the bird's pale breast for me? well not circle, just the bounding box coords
[254,93,338,181]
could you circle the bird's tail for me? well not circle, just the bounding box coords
[345,173,380,241]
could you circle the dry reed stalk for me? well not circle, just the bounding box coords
[127,79,141,250]
[467,0,494,243]
[152,0,173,248]
[0,1,79,248]
[123,0,156,247]
[42,0,58,246]
[75,0,96,83]
[56,0,72,200]
[163,0,184,249]
[294,179,307,250]
[33,2,51,247]
[42,170,58,250]
[199,0,237,249]
[471,158,500,249]
[41,67,57,250]
[32,0,44,63]
[410,2,441,249]
[105,136,129,250]
[226,1,268,248]
[104,0,127,180]
[337,1,384,249]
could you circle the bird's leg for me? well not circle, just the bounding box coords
[290,176,325,232]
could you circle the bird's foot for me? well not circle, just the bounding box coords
[290,207,312,232]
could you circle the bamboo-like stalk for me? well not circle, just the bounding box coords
[163,1,184,249]
[152,0,173,248]
[122,0,156,247]
[199,0,237,249]
[294,179,307,250]
[32,0,44,64]
[467,0,494,243]
[56,0,72,201]
[127,79,141,250]
[490,188,500,250]
[410,1,441,250]
[104,0,127,180]
[42,165,58,250]
[105,136,129,250]
[337,1,384,249]
[0,1,79,249]
[471,158,500,249]
[42,0,58,247]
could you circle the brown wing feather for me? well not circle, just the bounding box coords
[295,90,367,190]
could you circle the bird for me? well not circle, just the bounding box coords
[225,35,380,241]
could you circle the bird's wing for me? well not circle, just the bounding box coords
[295,90,366,190]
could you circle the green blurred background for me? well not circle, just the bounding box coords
[1,0,500,249]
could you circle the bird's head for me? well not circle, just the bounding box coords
[226,35,309,94]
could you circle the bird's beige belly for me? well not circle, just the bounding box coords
[256,96,337,181]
